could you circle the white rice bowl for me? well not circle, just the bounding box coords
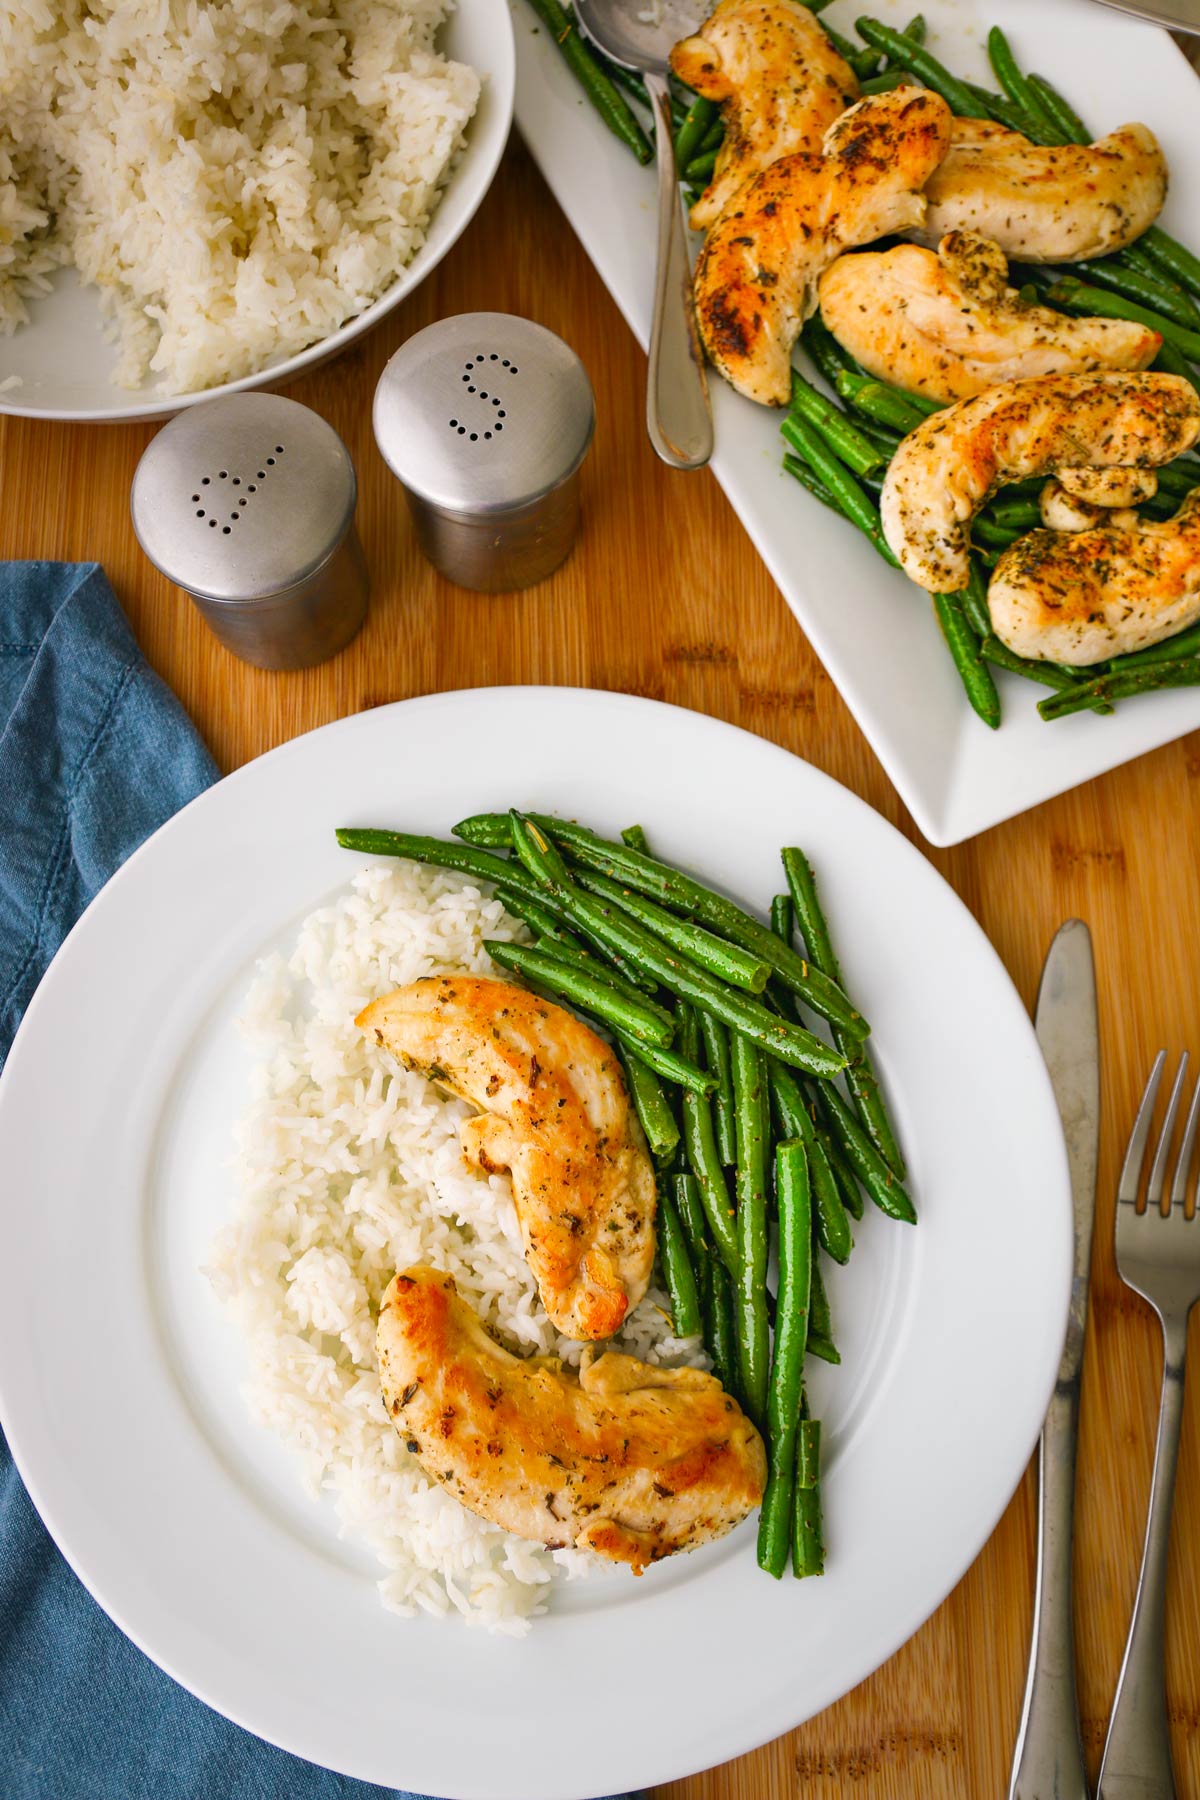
[0,0,480,392]
[207,861,703,1636]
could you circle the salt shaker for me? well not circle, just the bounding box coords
[372,313,595,592]
[130,392,368,671]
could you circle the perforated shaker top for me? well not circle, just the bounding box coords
[373,313,595,516]
[130,393,356,602]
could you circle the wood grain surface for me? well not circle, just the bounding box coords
[3,127,1200,1800]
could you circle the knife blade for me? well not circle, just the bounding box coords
[1083,0,1200,37]
[1009,919,1101,1800]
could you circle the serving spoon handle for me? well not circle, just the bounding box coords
[644,71,713,471]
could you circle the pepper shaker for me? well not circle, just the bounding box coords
[372,313,595,592]
[130,392,368,670]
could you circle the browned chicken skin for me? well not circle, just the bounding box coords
[670,0,858,231]
[357,977,655,1342]
[913,118,1168,263]
[377,1267,767,1572]
[819,231,1160,404]
[693,86,952,406]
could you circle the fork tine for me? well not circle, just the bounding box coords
[1169,1065,1200,1213]
[1119,1050,1167,1204]
[1146,1052,1190,1210]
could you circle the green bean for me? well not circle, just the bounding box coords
[808,1255,840,1363]
[620,823,649,853]
[790,372,885,477]
[673,92,718,169]
[933,591,1002,730]
[1072,259,1200,333]
[672,1172,710,1261]
[683,148,718,184]
[1153,461,1200,498]
[898,13,926,46]
[530,929,668,1009]
[981,638,1079,692]
[821,22,863,63]
[820,1081,917,1222]
[696,117,725,157]
[516,816,870,1039]
[492,884,588,952]
[1025,72,1088,145]
[575,868,773,993]
[1037,657,1200,721]
[1140,227,1200,305]
[1152,339,1200,401]
[768,1062,853,1264]
[781,849,906,1180]
[452,813,514,847]
[859,67,910,95]
[849,46,883,81]
[678,1005,739,1275]
[614,1032,716,1096]
[732,1034,770,1425]
[757,1140,813,1577]
[822,1130,864,1222]
[854,18,990,119]
[985,497,1042,533]
[1106,621,1200,672]
[703,1257,739,1397]
[781,413,900,568]
[483,940,675,1046]
[963,81,1042,138]
[523,0,653,163]
[834,368,927,436]
[658,1189,703,1339]
[617,1045,680,1163]
[800,315,860,389]
[783,453,845,517]
[792,1408,824,1578]
[769,893,793,945]
[956,560,993,641]
[699,1010,737,1166]
[986,28,1068,144]
[1046,279,1200,362]
[972,512,1023,552]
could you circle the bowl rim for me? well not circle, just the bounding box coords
[0,0,516,426]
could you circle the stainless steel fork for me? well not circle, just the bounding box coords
[1097,1051,1200,1800]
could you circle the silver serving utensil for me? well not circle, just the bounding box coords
[574,0,714,471]
[1008,920,1100,1800]
[1080,0,1199,36]
[1097,1052,1200,1800]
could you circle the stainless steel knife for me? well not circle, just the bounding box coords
[1009,919,1101,1800]
[1082,0,1200,36]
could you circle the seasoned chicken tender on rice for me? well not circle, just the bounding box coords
[377,1267,767,1572]
[357,976,655,1341]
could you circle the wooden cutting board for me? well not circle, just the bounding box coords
[2,125,1199,1800]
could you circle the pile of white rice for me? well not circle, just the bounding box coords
[0,0,479,392]
[207,862,700,1635]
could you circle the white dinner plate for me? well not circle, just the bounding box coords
[0,0,514,424]
[511,0,1200,846]
[0,689,1070,1799]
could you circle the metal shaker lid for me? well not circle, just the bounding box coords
[131,393,356,602]
[373,313,594,517]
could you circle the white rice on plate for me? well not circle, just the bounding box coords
[207,861,702,1636]
[0,0,479,392]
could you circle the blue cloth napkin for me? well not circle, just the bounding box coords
[0,564,643,1800]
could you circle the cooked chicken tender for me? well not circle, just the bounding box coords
[880,372,1200,592]
[1055,465,1159,507]
[670,0,858,232]
[377,1267,767,1572]
[1039,480,1138,534]
[694,86,952,406]
[357,976,655,1341]
[913,119,1167,263]
[819,232,1160,403]
[989,492,1200,664]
